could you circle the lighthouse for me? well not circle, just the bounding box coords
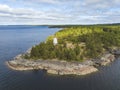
[53,37,58,45]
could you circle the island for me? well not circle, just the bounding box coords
[6,24,120,75]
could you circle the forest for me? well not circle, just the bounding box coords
[26,25,120,62]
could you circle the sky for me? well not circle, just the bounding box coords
[0,0,120,25]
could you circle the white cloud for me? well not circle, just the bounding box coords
[23,0,60,4]
[35,0,59,4]
[0,4,43,18]
[0,4,68,24]
[0,4,12,12]
[0,0,120,25]
[84,0,102,4]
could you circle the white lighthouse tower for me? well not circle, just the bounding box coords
[53,37,58,45]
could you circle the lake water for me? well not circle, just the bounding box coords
[0,25,120,90]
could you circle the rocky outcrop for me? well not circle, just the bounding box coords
[93,53,115,66]
[6,57,98,75]
[112,49,120,55]
[6,52,116,75]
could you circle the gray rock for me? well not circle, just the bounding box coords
[6,52,116,75]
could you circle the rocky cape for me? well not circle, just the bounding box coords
[6,48,118,75]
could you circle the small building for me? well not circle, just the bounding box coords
[53,37,58,45]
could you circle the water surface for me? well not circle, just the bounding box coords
[0,25,120,90]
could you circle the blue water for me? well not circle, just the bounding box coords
[0,25,120,90]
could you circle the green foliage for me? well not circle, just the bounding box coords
[30,25,120,61]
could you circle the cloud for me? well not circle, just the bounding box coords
[0,4,44,18]
[0,3,68,24]
[41,0,57,3]
[30,0,60,4]
[0,4,12,13]
[0,0,120,25]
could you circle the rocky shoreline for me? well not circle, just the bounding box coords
[6,49,117,75]
[6,57,98,75]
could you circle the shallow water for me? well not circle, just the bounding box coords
[0,25,120,90]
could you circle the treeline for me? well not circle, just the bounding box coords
[28,25,120,61]
[48,23,120,28]
[30,42,82,61]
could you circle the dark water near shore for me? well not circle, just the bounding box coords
[0,25,120,90]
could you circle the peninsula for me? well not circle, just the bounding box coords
[7,24,120,75]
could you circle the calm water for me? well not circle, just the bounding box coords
[0,25,120,90]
